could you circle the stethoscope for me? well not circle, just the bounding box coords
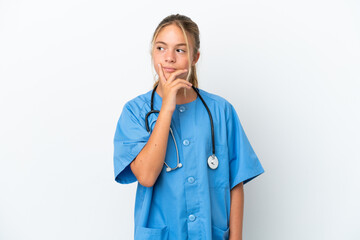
[145,84,219,172]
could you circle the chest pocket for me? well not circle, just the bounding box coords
[207,145,230,189]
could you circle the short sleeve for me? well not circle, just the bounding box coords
[227,103,264,190]
[113,102,150,184]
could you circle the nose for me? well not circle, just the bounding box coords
[165,50,175,63]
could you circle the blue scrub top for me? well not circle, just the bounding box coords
[113,88,264,240]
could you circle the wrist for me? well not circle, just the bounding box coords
[160,105,175,114]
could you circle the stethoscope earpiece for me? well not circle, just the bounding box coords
[166,163,183,173]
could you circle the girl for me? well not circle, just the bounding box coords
[113,14,264,240]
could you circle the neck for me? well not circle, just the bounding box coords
[156,84,197,105]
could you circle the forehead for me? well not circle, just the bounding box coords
[155,24,192,45]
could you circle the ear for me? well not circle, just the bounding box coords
[192,51,200,66]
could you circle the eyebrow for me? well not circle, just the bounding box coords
[155,41,187,47]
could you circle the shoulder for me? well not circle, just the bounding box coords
[115,90,153,128]
[122,89,152,115]
[197,88,235,119]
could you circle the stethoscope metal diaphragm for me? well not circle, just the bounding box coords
[207,154,219,169]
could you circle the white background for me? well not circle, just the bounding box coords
[1,0,359,239]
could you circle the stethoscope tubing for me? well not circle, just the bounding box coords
[145,84,216,170]
[191,86,215,156]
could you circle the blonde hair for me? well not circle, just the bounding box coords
[150,14,200,89]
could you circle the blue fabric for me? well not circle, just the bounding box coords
[113,88,264,240]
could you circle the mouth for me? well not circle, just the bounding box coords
[163,67,176,73]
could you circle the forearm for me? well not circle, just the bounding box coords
[229,182,244,240]
[130,109,173,187]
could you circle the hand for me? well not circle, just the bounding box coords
[157,63,192,113]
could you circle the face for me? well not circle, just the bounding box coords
[152,24,198,79]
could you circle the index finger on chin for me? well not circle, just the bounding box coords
[157,63,167,84]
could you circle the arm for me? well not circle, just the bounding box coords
[130,109,173,187]
[229,182,244,240]
[129,64,191,188]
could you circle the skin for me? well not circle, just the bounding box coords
[152,23,199,105]
[130,23,244,239]
[229,182,244,240]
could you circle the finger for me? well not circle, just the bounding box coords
[171,82,193,92]
[157,63,167,84]
[166,69,188,83]
[170,79,192,88]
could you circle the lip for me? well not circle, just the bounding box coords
[163,67,176,73]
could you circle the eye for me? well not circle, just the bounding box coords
[156,46,164,51]
[177,49,186,53]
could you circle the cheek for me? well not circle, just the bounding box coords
[154,63,160,76]
[179,55,190,66]
[152,56,160,73]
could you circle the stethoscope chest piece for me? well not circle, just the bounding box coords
[207,154,219,169]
